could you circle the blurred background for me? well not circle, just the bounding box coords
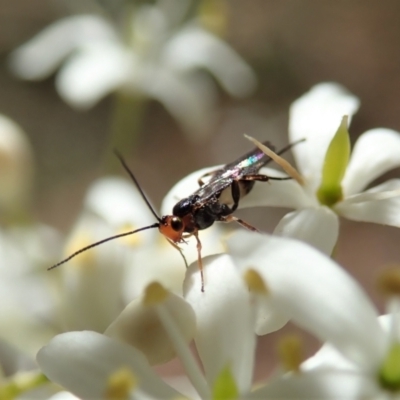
[2,0,400,381]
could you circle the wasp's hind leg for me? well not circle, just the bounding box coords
[197,169,220,186]
[193,231,205,292]
[219,214,259,232]
[239,173,292,182]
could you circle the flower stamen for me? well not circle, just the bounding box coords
[377,269,400,297]
[143,282,169,306]
[243,269,269,294]
[278,335,304,374]
[105,367,137,400]
[244,134,304,185]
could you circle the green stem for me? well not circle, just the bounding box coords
[0,371,50,400]
[104,91,148,173]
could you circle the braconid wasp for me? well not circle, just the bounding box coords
[49,138,302,291]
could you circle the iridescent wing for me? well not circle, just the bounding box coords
[191,141,275,205]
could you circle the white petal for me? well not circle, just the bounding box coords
[0,337,36,374]
[302,343,358,372]
[105,291,196,365]
[343,128,400,195]
[183,254,255,393]
[123,240,186,299]
[0,114,33,211]
[163,25,257,97]
[337,179,400,226]
[138,67,217,139]
[37,331,180,399]
[245,370,377,400]
[59,213,127,332]
[84,176,158,238]
[289,83,360,190]
[9,15,118,80]
[227,232,386,371]
[273,207,339,255]
[56,43,129,109]
[239,167,315,209]
[0,276,57,357]
[48,392,80,400]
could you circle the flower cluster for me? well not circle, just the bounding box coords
[9,0,256,139]
[0,81,396,399]
[4,4,400,396]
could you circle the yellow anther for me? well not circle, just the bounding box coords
[278,335,304,374]
[143,282,169,306]
[199,0,228,37]
[105,367,137,400]
[377,268,400,297]
[243,269,269,294]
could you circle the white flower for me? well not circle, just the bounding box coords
[36,272,256,399]
[9,1,256,137]
[226,230,384,348]
[225,230,400,399]
[164,83,400,254]
[37,229,391,399]
[54,175,227,333]
[0,114,33,216]
[0,223,61,357]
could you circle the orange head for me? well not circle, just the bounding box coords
[158,215,186,243]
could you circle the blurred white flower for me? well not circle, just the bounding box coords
[0,114,63,367]
[227,230,384,346]
[298,271,400,398]
[36,229,387,399]
[9,1,256,137]
[0,114,33,217]
[165,83,400,254]
[35,260,267,399]
[55,174,228,333]
[0,222,62,358]
[225,230,389,398]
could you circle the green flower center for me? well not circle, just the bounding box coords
[212,365,238,400]
[316,116,351,207]
[379,342,400,392]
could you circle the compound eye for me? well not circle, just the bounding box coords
[171,217,183,232]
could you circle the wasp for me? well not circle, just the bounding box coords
[50,139,300,291]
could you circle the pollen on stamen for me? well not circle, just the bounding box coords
[243,269,269,294]
[377,268,400,297]
[278,335,304,374]
[143,282,169,306]
[104,367,137,400]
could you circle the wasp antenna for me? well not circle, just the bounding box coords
[114,150,162,223]
[48,223,159,271]
[276,138,306,156]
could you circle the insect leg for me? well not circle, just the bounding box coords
[229,179,241,213]
[198,169,219,186]
[193,231,205,292]
[166,238,189,269]
[219,214,259,232]
[239,174,292,182]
